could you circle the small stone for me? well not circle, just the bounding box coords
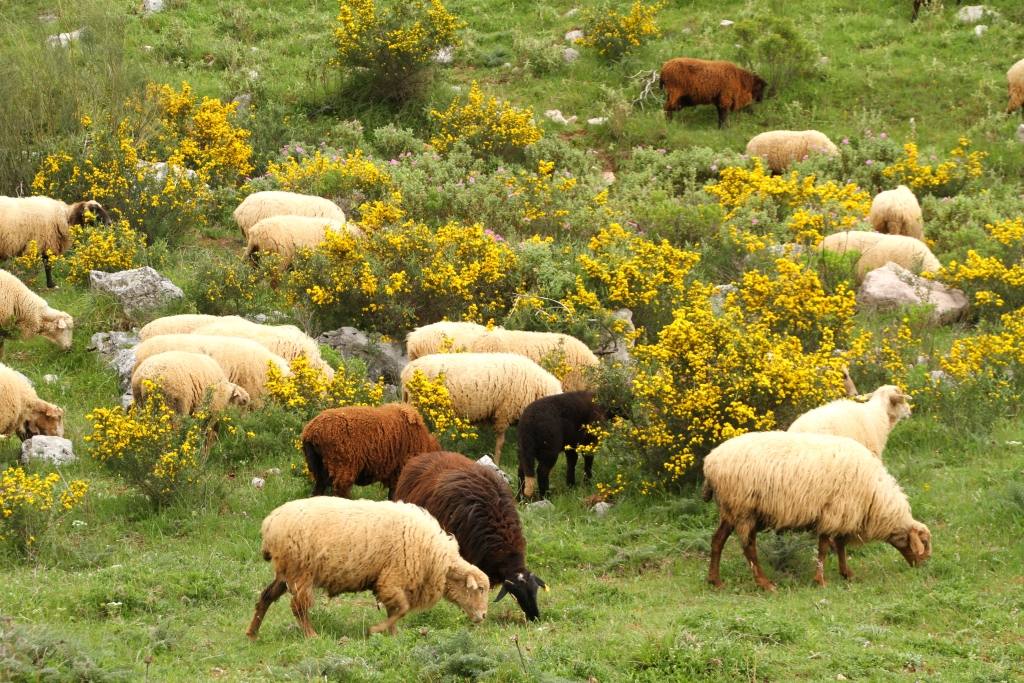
[719,19,734,27]
[1016,124,1024,144]
[43,374,58,384]
[587,116,607,125]
[974,24,988,36]
[564,8,579,17]
[38,12,57,22]
[929,369,954,385]
[251,477,265,489]
[836,675,848,681]
[601,170,616,184]
[564,29,584,44]
[592,501,612,516]
[527,499,554,510]
[141,0,165,15]
[246,69,259,81]
[474,455,511,484]
[433,46,454,64]
[46,28,84,48]
[21,436,76,466]
[89,267,184,318]
[710,284,737,317]
[544,109,577,125]
[142,45,154,52]
[562,47,580,64]
[266,467,282,476]
[231,93,253,116]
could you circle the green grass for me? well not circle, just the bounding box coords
[3,0,1024,680]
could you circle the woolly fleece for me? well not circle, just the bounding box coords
[820,231,941,280]
[233,190,345,238]
[0,362,63,439]
[1007,58,1024,114]
[745,130,839,173]
[244,215,358,268]
[406,321,489,360]
[0,269,73,349]
[788,384,911,458]
[131,350,251,415]
[868,186,924,240]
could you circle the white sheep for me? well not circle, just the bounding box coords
[400,352,563,465]
[702,431,932,591]
[0,362,64,439]
[192,318,334,379]
[470,329,599,392]
[0,195,109,288]
[244,215,359,268]
[820,231,941,281]
[0,269,73,350]
[406,321,490,360]
[138,314,229,341]
[1007,58,1024,116]
[744,130,839,173]
[868,186,924,241]
[245,497,489,639]
[788,384,911,458]
[130,351,251,415]
[133,334,291,400]
[233,191,345,239]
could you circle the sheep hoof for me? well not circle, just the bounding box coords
[707,577,724,589]
[757,580,777,592]
[245,631,258,641]
[813,576,827,588]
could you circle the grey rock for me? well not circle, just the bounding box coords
[592,501,613,516]
[527,499,554,510]
[21,436,76,466]
[433,46,454,64]
[710,284,737,317]
[957,5,997,23]
[317,326,407,384]
[88,331,140,356]
[111,349,137,392]
[564,29,584,43]
[596,308,634,364]
[1017,124,1024,144]
[929,369,955,386]
[232,93,253,116]
[562,47,580,63]
[856,262,968,325]
[137,160,200,185]
[89,267,184,317]
[475,455,511,484]
[121,392,135,410]
[544,109,577,125]
[251,477,265,489]
[43,374,58,384]
[47,28,83,48]
[141,0,164,15]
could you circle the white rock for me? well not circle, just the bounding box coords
[601,170,616,184]
[527,499,554,510]
[246,69,260,81]
[710,284,737,316]
[142,45,154,52]
[974,24,988,36]
[929,369,954,385]
[46,28,84,48]
[592,501,613,516]
[141,0,165,14]
[1017,124,1024,143]
[433,46,454,64]
[43,374,58,384]
[21,436,76,466]
[587,117,607,125]
[564,29,584,44]
[137,160,200,185]
[89,267,184,318]
[564,8,579,17]
[720,19,734,27]
[266,467,282,476]
[562,47,580,64]
[120,392,135,410]
[856,262,969,325]
[251,477,265,489]
[957,5,998,24]
[544,109,576,125]
[475,455,511,484]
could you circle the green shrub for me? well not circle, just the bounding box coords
[733,13,819,96]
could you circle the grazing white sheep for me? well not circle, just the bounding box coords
[820,231,941,280]
[401,353,563,465]
[788,385,911,458]
[869,186,924,241]
[245,497,489,639]
[1007,58,1024,115]
[133,334,291,400]
[406,321,490,360]
[192,318,334,379]
[0,362,64,439]
[244,215,359,268]
[469,329,599,393]
[745,130,839,173]
[0,269,73,350]
[233,191,345,239]
[0,196,109,288]
[702,431,932,590]
[138,314,229,341]
[131,351,251,415]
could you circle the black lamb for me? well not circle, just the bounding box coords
[517,391,606,499]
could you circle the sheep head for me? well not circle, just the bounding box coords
[18,400,64,440]
[68,200,110,226]
[889,521,932,566]
[872,385,911,426]
[494,571,546,621]
[752,75,768,102]
[443,561,490,624]
[40,309,74,350]
[228,384,251,407]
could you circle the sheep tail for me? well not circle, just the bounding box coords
[701,480,714,502]
[302,439,331,496]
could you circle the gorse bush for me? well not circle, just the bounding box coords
[0,467,88,555]
[882,137,986,196]
[333,0,464,102]
[430,82,542,158]
[260,147,394,213]
[64,219,147,284]
[402,369,478,444]
[265,356,385,417]
[733,13,819,95]
[938,217,1024,317]
[579,1,665,61]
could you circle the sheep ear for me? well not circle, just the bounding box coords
[909,528,925,556]
[466,575,478,590]
[44,404,63,418]
[56,318,68,330]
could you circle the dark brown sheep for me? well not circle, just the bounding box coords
[300,403,441,499]
[517,391,606,500]
[659,57,767,128]
[394,451,547,621]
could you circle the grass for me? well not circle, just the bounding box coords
[3,0,1024,680]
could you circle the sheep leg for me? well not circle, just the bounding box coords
[707,521,733,587]
[246,577,288,639]
[813,534,831,587]
[716,105,728,129]
[43,253,56,289]
[738,526,775,592]
[565,449,578,487]
[289,581,317,638]
[493,424,508,465]
[583,454,594,481]
[537,462,552,499]
[835,536,854,580]
[370,585,410,636]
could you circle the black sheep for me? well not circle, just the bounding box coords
[393,451,547,621]
[517,391,606,500]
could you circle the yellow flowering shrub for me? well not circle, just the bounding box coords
[265,356,385,414]
[334,0,464,101]
[262,149,394,208]
[937,217,1024,317]
[938,308,1024,406]
[403,369,478,443]
[430,82,542,157]
[882,137,985,196]
[579,1,665,60]
[64,219,147,283]
[1,467,88,554]
[9,241,48,289]
[84,381,209,506]
[498,160,580,233]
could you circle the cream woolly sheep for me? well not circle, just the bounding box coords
[0,269,73,350]
[244,215,359,268]
[745,130,839,173]
[869,186,924,241]
[0,362,64,440]
[702,431,932,591]
[133,334,291,400]
[245,497,489,639]
[0,195,109,288]
[193,319,334,379]
[406,321,490,360]
[1007,58,1024,116]
[131,351,251,415]
[470,329,599,393]
[138,314,232,341]
[401,353,563,465]
[233,191,345,239]
[820,231,941,281]
[788,384,911,458]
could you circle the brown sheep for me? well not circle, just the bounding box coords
[300,403,441,498]
[659,58,767,128]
